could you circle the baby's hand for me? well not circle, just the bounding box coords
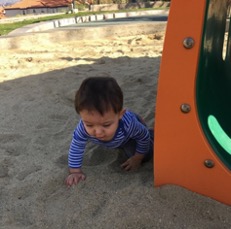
[121,153,144,171]
[65,170,86,187]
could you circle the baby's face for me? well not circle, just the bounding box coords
[80,108,124,141]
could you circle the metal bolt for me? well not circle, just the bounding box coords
[183,37,195,49]
[180,104,191,113]
[204,159,215,168]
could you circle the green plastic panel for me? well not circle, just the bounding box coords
[196,0,231,169]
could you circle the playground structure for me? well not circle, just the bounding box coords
[154,0,231,205]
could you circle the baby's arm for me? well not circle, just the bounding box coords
[65,168,86,187]
[121,113,150,171]
[66,122,87,187]
[121,153,144,171]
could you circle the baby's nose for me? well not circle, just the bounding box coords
[94,128,103,137]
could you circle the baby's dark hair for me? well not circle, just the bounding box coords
[75,77,123,115]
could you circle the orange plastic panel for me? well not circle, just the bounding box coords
[154,0,231,205]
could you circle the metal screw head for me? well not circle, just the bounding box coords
[180,104,191,113]
[183,37,195,49]
[204,159,215,168]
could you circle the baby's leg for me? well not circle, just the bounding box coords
[120,139,136,159]
[143,129,154,162]
[120,129,154,163]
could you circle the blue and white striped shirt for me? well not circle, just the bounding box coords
[68,110,150,168]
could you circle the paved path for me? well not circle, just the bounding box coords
[7,10,168,35]
[64,14,168,28]
[0,10,168,49]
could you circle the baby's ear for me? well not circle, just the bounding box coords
[119,108,126,119]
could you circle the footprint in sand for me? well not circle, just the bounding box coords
[0,133,23,144]
[56,154,68,168]
[60,90,76,108]
[0,161,9,178]
[0,133,29,157]
[83,144,118,167]
[16,165,42,181]
[0,84,12,91]
[56,144,119,168]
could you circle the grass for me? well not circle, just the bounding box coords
[0,7,168,36]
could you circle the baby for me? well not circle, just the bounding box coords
[65,76,154,187]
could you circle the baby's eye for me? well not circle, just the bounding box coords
[103,124,111,128]
[85,124,93,128]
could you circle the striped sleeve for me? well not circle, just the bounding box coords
[68,121,88,168]
[123,111,150,154]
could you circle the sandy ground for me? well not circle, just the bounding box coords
[1,26,231,229]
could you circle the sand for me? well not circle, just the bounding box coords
[0,24,231,229]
